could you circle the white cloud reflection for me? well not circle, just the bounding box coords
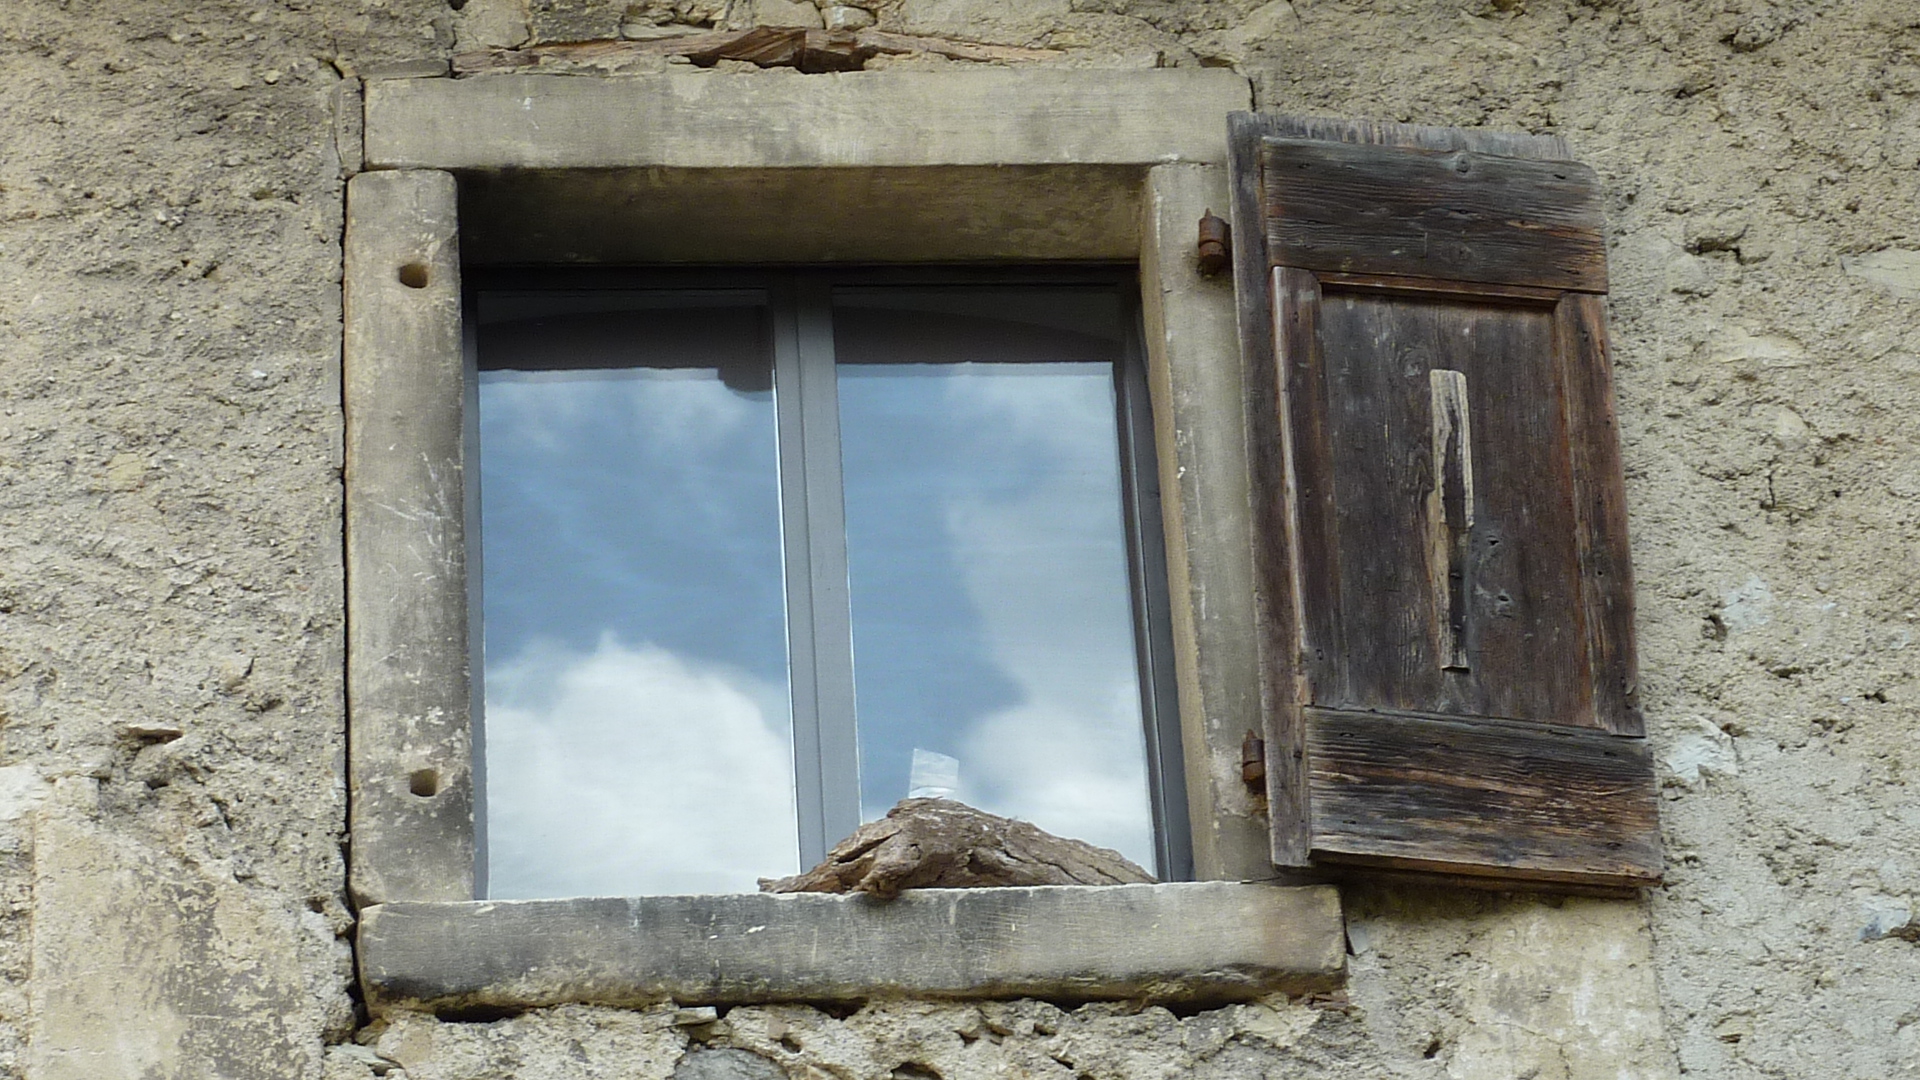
[482,368,757,458]
[484,635,799,899]
[934,368,1153,867]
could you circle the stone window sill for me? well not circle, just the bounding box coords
[357,882,1344,1016]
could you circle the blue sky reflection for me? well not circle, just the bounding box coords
[836,290,1154,868]
[477,299,797,899]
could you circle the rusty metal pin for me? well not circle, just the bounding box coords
[1241,730,1267,788]
[1197,210,1232,276]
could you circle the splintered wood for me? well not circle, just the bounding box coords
[760,798,1154,900]
[454,27,1061,75]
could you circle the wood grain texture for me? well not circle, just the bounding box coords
[1251,114,1572,161]
[452,27,1063,74]
[1233,113,1655,886]
[1304,708,1661,887]
[1229,115,1310,867]
[759,799,1153,900]
[1273,267,1343,712]
[1556,293,1646,735]
[1426,368,1474,671]
[1312,271,1563,305]
[1228,112,1568,868]
[1262,138,1607,293]
[1310,288,1591,726]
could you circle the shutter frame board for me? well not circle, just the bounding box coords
[1557,292,1645,735]
[1261,138,1608,293]
[1304,707,1661,887]
[1231,113,1658,889]
[1229,113,1309,866]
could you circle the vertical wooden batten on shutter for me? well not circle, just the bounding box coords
[1228,114,1660,890]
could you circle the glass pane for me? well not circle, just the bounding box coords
[476,292,799,898]
[833,287,1155,870]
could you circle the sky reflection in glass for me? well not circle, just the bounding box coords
[477,295,798,899]
[835,289,1155,869]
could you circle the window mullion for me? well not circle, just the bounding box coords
[795,278,865,851]
[772,282,826,867]
[774,276,863,867]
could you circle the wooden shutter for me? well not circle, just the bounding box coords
[1228,114,1660,890]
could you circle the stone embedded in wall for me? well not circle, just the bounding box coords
[369,1006,688,1079]
[888,0,1069,39]
[28,814,348,1080]
[672,1047,786,1080]
[528,0,626,42]
[1718,575,1775,634]
[1343,889,1680,1080]
[1842,248,1920,298]
[1857,895,1917,942]
[454,0,533,50]
[1663,717,1740,787]
[753,0,824,28]
[823,5,877,30]
[621,0,731,32]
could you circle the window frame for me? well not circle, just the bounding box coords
[464,264,1193,885]
[342,67,1348,1013]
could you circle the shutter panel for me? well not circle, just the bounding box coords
[1228,114,1660,890]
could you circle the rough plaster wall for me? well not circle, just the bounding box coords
[4,0,1918,1078]
[0,1,436,1076]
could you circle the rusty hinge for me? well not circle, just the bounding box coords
[1241,730,1266,791]
[1197,210,1231,276]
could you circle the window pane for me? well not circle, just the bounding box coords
[476,294,798,898]
[833,288,1155,870]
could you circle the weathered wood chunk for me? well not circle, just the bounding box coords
[451,27,1062,75]
[760,799,1154,900]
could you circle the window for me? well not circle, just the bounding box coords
[470,270,1188,898]
[343,69,1353,1014]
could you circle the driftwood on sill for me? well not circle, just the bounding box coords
[453,26,1063,76]
[760,798,1154,901]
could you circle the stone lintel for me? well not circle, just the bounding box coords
[359,882,1344,1015]
[363,69,1252,173]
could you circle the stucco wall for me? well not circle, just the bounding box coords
[3,0,1916,1077]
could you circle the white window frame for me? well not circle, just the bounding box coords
[342,67,1345,1014]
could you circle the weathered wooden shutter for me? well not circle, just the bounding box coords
[1228,114,1660,890]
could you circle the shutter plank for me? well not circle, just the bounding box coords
[1557,293,1645,735]
[1272,267,1343,705]
[1311,271,1564,305]
[1254,114,1571,160]
[1312,285,1593,726]
[1230,115,1310,866]
[1262,138,1607,293]
[1304,707,1661,887]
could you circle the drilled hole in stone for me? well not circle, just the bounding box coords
[397,262,432,289]
[409,768,441,797]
